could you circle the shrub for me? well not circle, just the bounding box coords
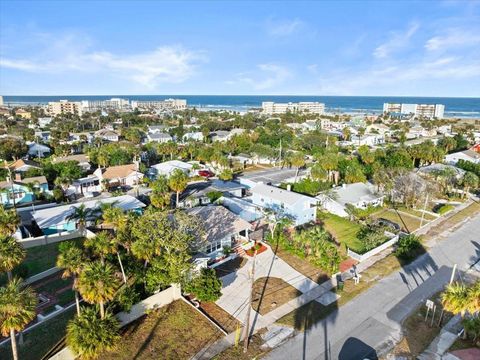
[346,204,382,220]
[356,225,388,252]
[222,245,232,256]
[186,268,222,302]
[436,204,454,215]
[394,234,422,260]
[206,190,223,203]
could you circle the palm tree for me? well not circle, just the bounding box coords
[101,205,126,231]
[0,236,25,281]
[462,172,479,199]
[0,205,20,237]
[66,307,120,360]
[0,278,37,360]
[442,282,471,316]
[77,261,119,319]
[168,169,188,208]
[66,204,99,235]
[56,241,85,315]
[84,231,116,265]
[288,151,306,183]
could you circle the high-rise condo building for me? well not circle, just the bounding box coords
[383,103,445,118]
[48,100,83,116]
[131,98,187,111]
[262,101,325,115]
[81,98,130,112]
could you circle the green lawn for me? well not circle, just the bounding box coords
[0,307,76,360]
[317,212,364,253]
[0,238,84,285]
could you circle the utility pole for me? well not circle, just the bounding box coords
[419,193,429,228]
[243,250,257,353]
[278,139,282,168]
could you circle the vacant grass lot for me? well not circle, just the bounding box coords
[317,212,364,253]
[372,209,423,233]
[102,300,221,360]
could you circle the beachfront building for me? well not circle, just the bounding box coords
[81,98,130,112]
[48,100,83,116]
[262,101,325,115]
[131,99,187,111]
[383,103,445,119]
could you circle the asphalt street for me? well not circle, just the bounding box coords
[265,213,480,360]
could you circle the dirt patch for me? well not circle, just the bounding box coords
[252,277,301,315]
[214,257,247,278]
[212,329,270,360]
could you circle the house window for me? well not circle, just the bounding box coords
[206,240,223,254]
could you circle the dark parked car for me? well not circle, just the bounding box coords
[375,218,401,232]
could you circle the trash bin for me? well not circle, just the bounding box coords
[337,280,344,291]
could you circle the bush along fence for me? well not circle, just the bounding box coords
[347,233,400,263]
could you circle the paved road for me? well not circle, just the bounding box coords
[265,213,480,360]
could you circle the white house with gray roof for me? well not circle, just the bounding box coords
[317,182,384,218]
[250,183,317,226]
[187,205,251,259]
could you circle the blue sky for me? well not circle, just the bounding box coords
[0,0,479,96]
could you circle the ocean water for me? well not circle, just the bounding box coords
[3,95,480,118]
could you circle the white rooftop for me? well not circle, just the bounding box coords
[252,183,316,206]
[33,195,146,229]
[325,183,382,206]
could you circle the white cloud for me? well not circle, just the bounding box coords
[229,63,291,90]
[373,22,420,58]
[425,28,480,51]
[0,32,206,89]
[266,18,303,36]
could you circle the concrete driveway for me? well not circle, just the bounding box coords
[215,245,318,329]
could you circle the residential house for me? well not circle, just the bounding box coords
[34,131,51,143]
[0,175,49,207]
[150,160,193,178]
[38,117,53,128]
[187,205,252,259]
[52,154,91,172]
[95,129,120,142]
[27,143,51,158]
[146,132,172,143]
[32,195,146,235]
[179,180,247,208]
[250,183,317,226]
[68,175,101,197]
[16,109,31,119]
[210,131,231,142]
[94,164,143,189]
[147,125,167,133]
[366,123,391,136]
[7,159,42,173]
[219,196,263,222]
[317,182,384,218]
[445,149,480,165]
[229,153,253,168]
[348,134,385,147]
[183,132,204,142]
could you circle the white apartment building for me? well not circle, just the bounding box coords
[81,98,130,112]
[131,98,187,111]
[262,101,325,115]
[48,100,83,116]
[383,103,445,118]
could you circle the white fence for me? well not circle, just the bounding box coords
[18,229,95,249]
[24,267,61,285]
[348,234,399,262]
